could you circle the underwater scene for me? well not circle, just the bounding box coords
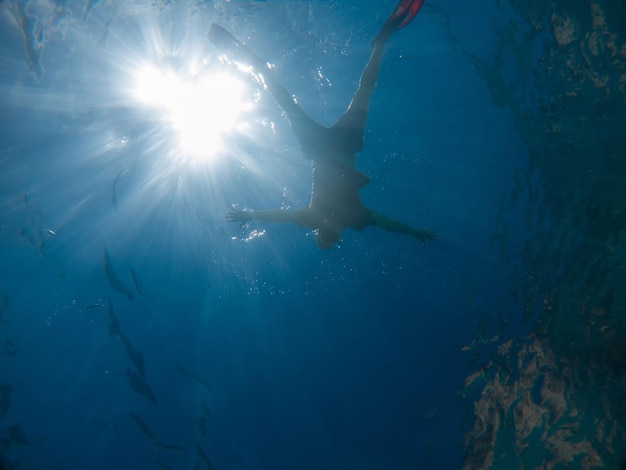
[1,0,625,469]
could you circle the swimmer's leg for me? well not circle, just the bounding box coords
[208,24,326,156]
[331,0,425,153]
[374,0,425,44]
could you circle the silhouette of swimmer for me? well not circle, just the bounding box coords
[209,0,436,249]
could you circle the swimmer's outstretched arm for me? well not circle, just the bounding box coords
[226,208,294,225]
[372,212,436,244]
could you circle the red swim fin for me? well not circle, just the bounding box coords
[389,0,425,30]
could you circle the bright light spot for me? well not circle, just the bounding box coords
[132,64,252,162]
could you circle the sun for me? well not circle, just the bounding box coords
[132,62,253,162]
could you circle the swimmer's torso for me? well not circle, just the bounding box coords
[293,159,373,231]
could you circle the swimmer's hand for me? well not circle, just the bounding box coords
[226,208,252,226]
[415,229,437,244]
[372,213,437,244]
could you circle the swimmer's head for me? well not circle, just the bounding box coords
[315,227,340,250]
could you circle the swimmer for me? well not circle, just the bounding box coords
[209,0,436,249]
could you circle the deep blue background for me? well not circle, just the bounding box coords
[1,1,535,469]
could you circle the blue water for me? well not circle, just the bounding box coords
[1,1,625,469]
